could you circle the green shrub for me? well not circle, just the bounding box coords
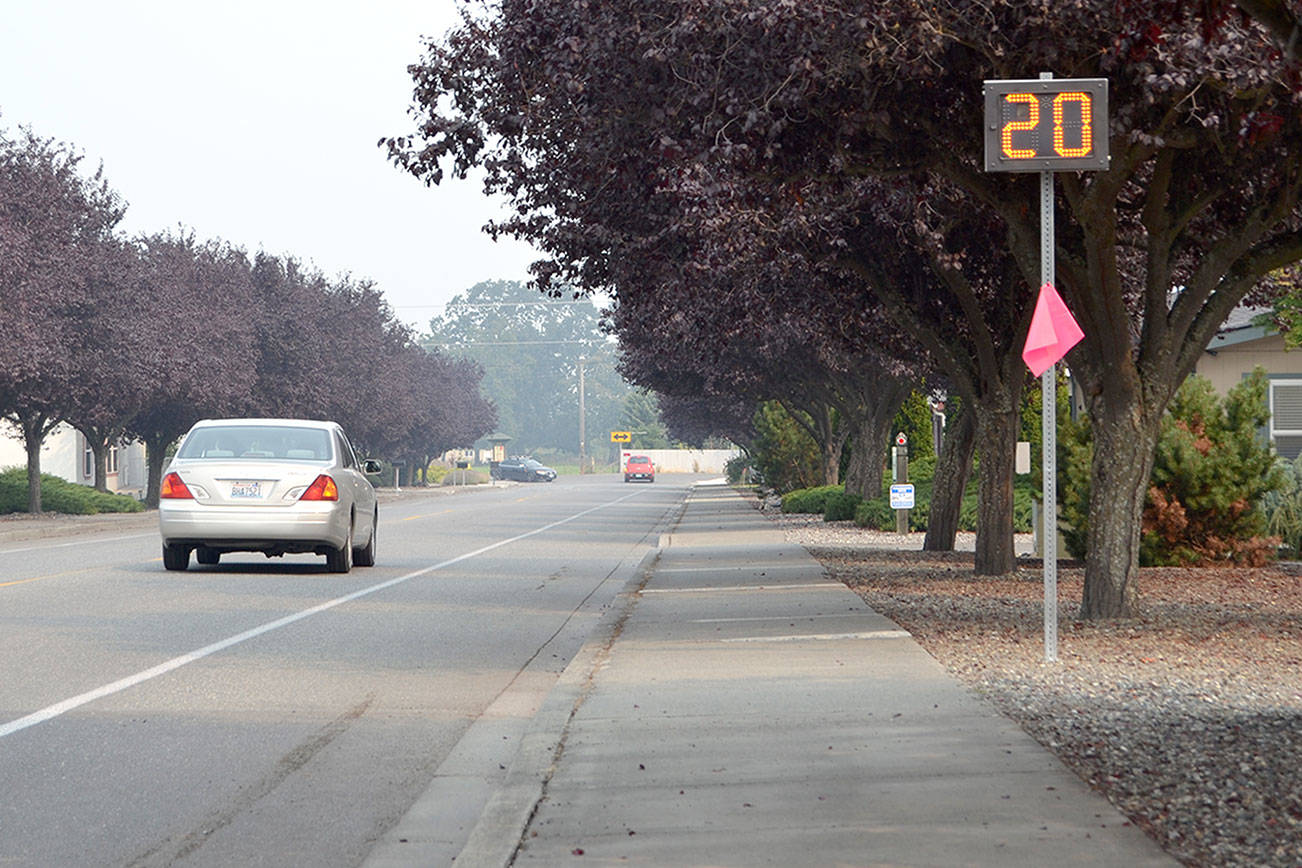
[853,497,894,530]
[823,490,863,521]
[751,402,822,494]
[1263,455,1302,558]
[725,454,754,485]
[0,468,145,515]
[1059,370,1284,565]
[782,484,842,514]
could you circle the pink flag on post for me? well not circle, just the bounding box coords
[1022,282,1084,377]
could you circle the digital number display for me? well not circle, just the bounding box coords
[983,79,1109,172]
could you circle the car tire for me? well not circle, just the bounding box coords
[163,544,191,571]
[327,524,353,573]
[354,510,377,567]
[195,546,220,566]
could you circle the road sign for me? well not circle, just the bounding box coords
[983,78,1109,172]
[610,431,631,443]
[890,483,915,510]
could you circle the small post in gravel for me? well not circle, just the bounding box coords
[890,432,913,535]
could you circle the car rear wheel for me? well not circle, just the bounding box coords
[327,525,353,573]
[353,510,377,567]
[195,546,220,566]
[163,544,191,571]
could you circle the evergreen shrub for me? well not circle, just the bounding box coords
[751,402,822,493]
[782,484,842,514]
[1263,455,1302,558]
[0,468,145,515]
[1059,370,1284,565]
[823,490,863,521]
[853,497,894,530]
[725,454,753,485]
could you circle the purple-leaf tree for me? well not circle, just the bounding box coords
[126,232,259,506]
[388,0,1302,616]
[0,127,125,512]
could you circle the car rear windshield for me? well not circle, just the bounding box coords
[629,456,651,463]
[177,426,333,461]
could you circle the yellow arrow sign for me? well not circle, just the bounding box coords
[610,431,632,443]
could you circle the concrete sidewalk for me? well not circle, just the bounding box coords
[399,482,1176,867]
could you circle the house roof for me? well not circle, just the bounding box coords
[1207,305,1276,350]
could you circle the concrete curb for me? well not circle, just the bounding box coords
[453,490,694,867]
[451,545,662,868]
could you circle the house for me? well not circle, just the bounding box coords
[1194,306,1302,459]
[0,423,148,498]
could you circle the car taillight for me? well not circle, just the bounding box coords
[300,474,339,501]
[160,472,194,499]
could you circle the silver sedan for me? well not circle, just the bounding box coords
[158,418,380,572]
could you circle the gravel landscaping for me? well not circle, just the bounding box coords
[761,509,1302,868]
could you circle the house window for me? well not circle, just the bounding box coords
[107,444,119,475]
[83,442,93,479]
[1270,380,1302,459]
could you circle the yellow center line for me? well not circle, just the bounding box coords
[402,509,455,521]
[1,566,99,588]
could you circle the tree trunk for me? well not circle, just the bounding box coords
[144,431,170,508]
[924,401,975,552]
[972,397,1019,575]
[12,411,60,514]
[1079,405,1160,619]
[23,423,43,514]
[92,439,109,493]
[819,417,846,487]
[842,380,909,500]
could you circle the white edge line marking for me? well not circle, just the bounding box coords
[0,491,646,740]
[0,532,157,556]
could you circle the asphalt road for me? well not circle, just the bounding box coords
[0,475,687,867]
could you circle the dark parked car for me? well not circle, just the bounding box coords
[492,457,557,482]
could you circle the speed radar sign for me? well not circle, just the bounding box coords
[983,78,1109,172]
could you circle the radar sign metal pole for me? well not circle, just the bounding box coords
[1039,74,1059,662]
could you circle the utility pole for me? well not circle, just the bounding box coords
[578,356,587,473]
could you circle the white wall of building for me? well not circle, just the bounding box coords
[0,422,79,482]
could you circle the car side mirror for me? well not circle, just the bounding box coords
[362,459,383,475]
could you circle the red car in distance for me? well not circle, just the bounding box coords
[624,455,655,483]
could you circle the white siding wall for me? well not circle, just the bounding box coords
[1194,332,1302,395]
[0,423,80,483]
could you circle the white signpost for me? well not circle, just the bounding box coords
[984,72,1106,662]
[890,483,915,510]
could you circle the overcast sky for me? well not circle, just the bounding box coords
[0,0,542,333]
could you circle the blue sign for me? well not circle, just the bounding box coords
[890,483,915,510]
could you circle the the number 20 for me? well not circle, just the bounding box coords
[1000,92,1093,160]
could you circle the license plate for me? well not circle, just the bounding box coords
[230,481,262,498]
